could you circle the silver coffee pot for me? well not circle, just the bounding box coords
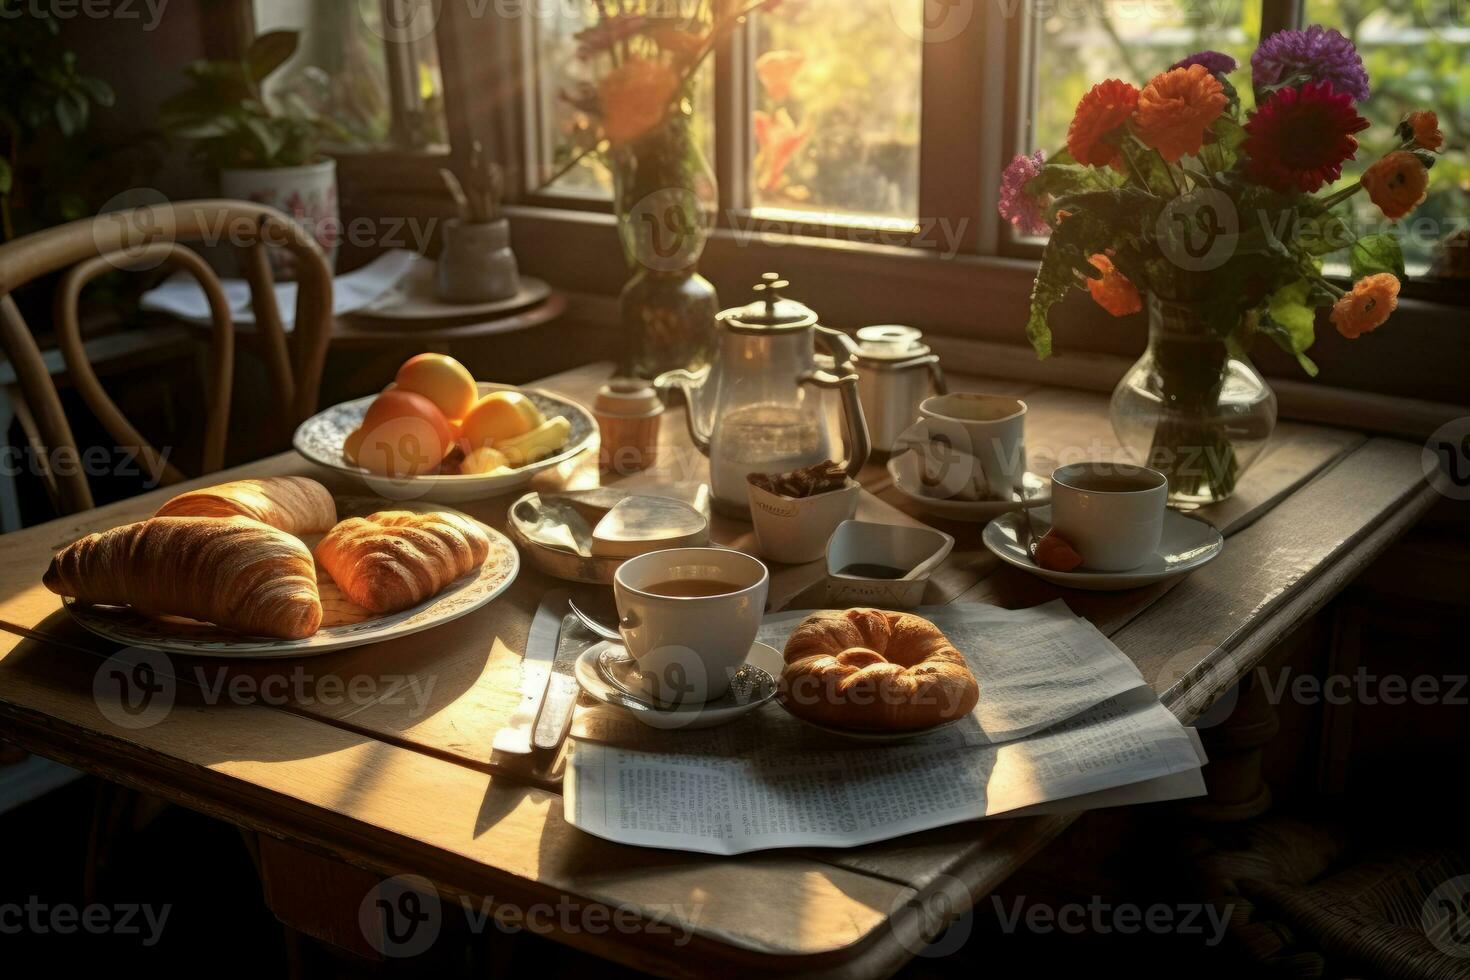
[657,274,870,517]
[852,325,947,456]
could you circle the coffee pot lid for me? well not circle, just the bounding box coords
[719,273,818,332]
[854,324,929,362]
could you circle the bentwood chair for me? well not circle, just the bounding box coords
[0,199,334,517]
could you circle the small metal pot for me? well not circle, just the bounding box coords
[852,325,947,457]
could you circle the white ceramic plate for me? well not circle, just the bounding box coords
[353,256,552,324]
[887,451,1050,522]
[774,705,967,743]
[61,504,520,658]
[982,506,1224,591]
[293,382,596,504]
[574,640,782,730]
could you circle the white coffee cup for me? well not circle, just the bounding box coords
[613,548,769,706]
[913,393,1027,501]
[1049,462,1167,571]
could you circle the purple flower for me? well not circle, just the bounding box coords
[998,150,1049,236]
[1170,50,1238,75]
[1252,26,1370,103]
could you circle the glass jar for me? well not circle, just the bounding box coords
[1110,296,1277,507]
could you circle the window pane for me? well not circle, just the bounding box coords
[750,0,921,224]
[530,5,713,199]
[1028,1,1258,163]
[254,0,447,150]
[1305,0,1469,274]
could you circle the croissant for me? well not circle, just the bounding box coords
[779,608,979,732]
[43,517,323,639]
[155,476,337,535]
[315,511,490,614]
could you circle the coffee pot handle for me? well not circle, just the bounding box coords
[799,366,871,480]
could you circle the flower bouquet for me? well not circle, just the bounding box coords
[1001,27,1444,505]
[554,1,781,377]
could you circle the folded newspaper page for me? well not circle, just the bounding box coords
[565,691,1204,854]
[563,601,1204,855]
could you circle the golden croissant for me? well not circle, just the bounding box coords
[43,517,323,639]
[780,608,979,732]
[315,511,491,614]
[155,476,337,535]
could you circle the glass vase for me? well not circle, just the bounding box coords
[1110,296,1278,507]
[610,108,719,379]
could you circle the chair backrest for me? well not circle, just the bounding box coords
[0,199,334,515]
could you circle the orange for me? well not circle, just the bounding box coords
[459,391,541,450]
[352,389,455,477]
[394,353,478,421]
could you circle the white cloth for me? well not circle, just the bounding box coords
[139,249,416,331]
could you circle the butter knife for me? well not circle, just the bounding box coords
[533,613,593,752]
[492,589,568,755]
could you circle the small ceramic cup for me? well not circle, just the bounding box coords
[595,377,663,475]
[1049,462,1168,571]
[747,479,860,564]
[916,393,1027,501]
[436,218,520,303]
[613,548,769,706]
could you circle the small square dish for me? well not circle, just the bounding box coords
[747,479,860,564]
[824,520,955,608]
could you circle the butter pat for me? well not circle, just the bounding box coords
[590,496,709,558]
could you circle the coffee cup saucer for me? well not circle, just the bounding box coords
[887,451,1050,523]
[574,640,782,730]
[982,506,1223,591]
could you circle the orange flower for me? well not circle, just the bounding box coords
[755,50,804,102]
[652,28,707,63]
[753,108,807,191]
[1362,150,1429,220]
[1067,79,1139,170]
[1405,110,1444,152]
[1085,254,1142,316]
[598,57,680,144]
[1330,273,1399,338]
[1133,65,1228,163]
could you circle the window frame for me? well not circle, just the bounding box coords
[233,0,1469,317]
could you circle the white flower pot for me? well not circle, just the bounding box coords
[220,158,340,273]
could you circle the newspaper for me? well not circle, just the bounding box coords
[563,602,1206,855]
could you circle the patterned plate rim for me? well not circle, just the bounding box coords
[61,522,520,658]
[291,383,596,484]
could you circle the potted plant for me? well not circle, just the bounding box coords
[159,31,339,269]
[0,3,115,242]
[436,141,520,303]
[1002,28,1444,506]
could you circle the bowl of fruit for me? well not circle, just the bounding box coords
[293,354,597,503]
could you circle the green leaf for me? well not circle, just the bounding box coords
[1263,279,1320,376]
[1349,234,1405,280]
[79,76,114,107]
[0,158,12,196]
[1024,162,1125,201]
[246,31,298,84]
[1295,210,1353,255]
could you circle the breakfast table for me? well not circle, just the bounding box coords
[0,360,1438,977]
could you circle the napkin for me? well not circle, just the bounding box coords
[140,249,416,332]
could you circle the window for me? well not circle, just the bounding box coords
[1305,0,1470,273]
[749,0,921,225]
[254,0,447,151]
[1026,0,1259,178]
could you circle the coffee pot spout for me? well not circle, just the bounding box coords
[654,366,713,454]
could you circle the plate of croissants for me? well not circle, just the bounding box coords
[293,353,597,503]
[42,476,519,657]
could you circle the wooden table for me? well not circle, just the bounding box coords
[0,361,1439,976]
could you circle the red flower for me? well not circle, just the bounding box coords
[1085,254,1142,316]
[1242,80,1369,193]
[1067,79,1139,170]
